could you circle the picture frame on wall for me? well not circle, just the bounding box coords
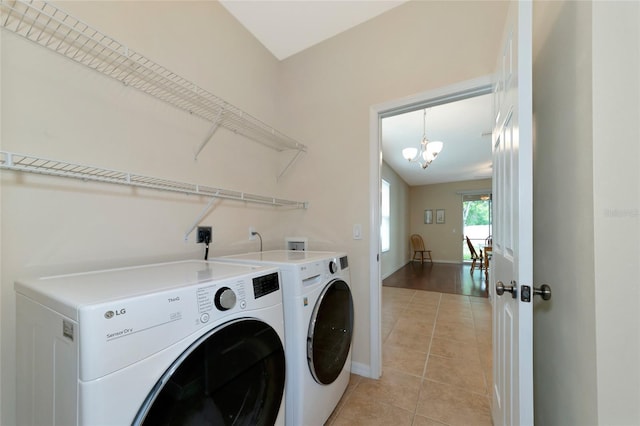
[424,209,433,224]
[436,209,446,224]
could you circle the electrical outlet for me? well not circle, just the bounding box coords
[249,226,256,241]
[197,226,212,244]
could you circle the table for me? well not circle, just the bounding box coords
[482,245,492,280]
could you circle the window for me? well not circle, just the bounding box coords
[381,179,390,252]
[462,193,492,260]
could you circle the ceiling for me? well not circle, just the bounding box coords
[219,0,408,60]
[219,0,493,187]
[382,94,493,186]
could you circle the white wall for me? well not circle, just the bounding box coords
[592,1,640,423]
[381,161,410,278]
[1,2,287,425]
[532,2,598,423]
[533,1,640,424]
[277,0,508,373]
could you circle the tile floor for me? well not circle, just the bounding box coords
[326,286,493,426]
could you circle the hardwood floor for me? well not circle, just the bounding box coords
[383,261,489,298]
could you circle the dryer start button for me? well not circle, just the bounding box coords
[200,313,210,323]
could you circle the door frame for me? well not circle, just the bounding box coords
[368,75,494,378]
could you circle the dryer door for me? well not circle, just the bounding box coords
[307,279,354,385]
[134,318,285,426]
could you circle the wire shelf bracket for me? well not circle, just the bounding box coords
[0,0,308,177]
[194,109,224,161]
[184,196,220,242]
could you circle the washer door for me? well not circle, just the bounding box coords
[307,279,354,385]
[134,318,285,426]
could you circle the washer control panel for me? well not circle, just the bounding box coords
[214,287,237,311]
[328,256,348,275]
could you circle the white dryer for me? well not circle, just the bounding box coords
[15,260,286,426]
[218,250,354,426]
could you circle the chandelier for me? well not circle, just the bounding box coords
[401,109,444,169]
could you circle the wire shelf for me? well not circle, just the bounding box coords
[0,151,308,209]
[0,0,307,154]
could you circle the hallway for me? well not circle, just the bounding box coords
[326,266,492,425]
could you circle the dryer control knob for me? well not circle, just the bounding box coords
[215,287,236,311]
[329,261,338,274]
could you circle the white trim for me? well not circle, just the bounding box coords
[368,75,494,380]
[456,188,493,195]
[350,361,371,378]
[377,75,493,118]
[367,106,382,379]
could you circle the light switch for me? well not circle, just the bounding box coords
[353,224,362,240]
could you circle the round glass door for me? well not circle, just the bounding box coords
[307,279,354,385]
[134,318,285,426]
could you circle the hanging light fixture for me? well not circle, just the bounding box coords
[402,109,444,169]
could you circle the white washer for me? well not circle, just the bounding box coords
[218,250,354,426]
[15,260,286,426]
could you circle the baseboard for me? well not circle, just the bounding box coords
[350,361,375,378]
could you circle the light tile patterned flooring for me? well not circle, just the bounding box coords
[326,287,493,426]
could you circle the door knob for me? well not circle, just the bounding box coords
[495,280,517,298]
[533,284,552,300]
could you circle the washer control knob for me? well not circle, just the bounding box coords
[329,261,338,274]
[215,287,236,311]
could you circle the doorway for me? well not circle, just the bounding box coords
[369,76,494,379]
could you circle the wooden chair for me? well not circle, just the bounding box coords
[410,234,433,263]
[465,236,484,273]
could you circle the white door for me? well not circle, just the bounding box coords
[491,1,534,425]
